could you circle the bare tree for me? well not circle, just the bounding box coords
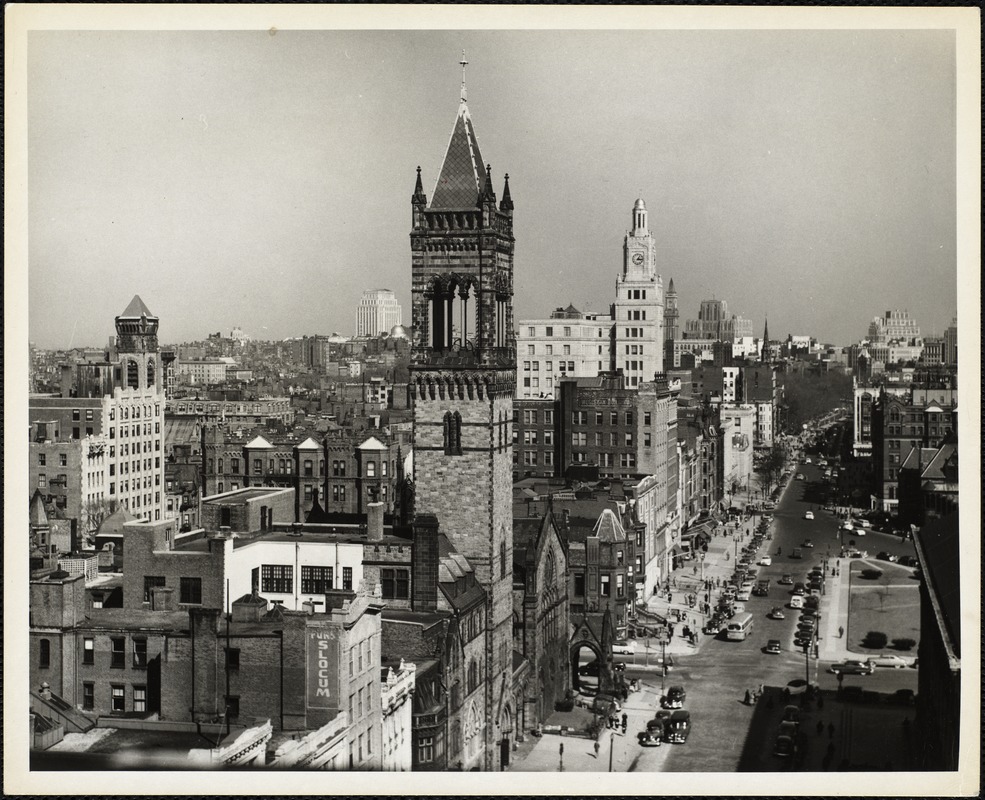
[82,497,118,542]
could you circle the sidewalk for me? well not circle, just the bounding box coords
[637,473,794,657]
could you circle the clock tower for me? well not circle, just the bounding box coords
[614,198,665,387]
[408,71,516,770]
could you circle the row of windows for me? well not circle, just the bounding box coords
[572,571,627,597]
[36,453,69,467]
[526,326,574,337]
[571,452,636,468]
[107,403,160,421]
[516,409,555,426]
[519,430,554,445]
[625,309,647,320]
[255,564,355,594]
[521,360,580,372]
[572,411,644,426]
[68,635,150,669]
[572,432,635,446]
[518,450,555,466]
[81,682,147,713]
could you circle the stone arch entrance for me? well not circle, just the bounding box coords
[570,640,604,694]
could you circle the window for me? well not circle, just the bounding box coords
[133,638,148,668]
[616,574,625,598]
[366,461,376,478]
[39,638,51,669]
[572,411,587,425]
[111,684,126,712]
[226,648,241,670]
[253,458,262,475]
[610,412,618,426]
[38,453,46,467]
[83,637,94,665]
[73,409,81,421]
[571,432,586,446]
[527,345,535,355]
[644,432,652,447]
[133,685,147,713]
[82,682,95,710]
[333,460,346,477]
[111,637,126,668]
[600,575,611,596]
[342,567,353,591]
[261,565,293,594]
[38,474,46,489]
[180,577,203,605]
[304,459,313,477]
[231,458,239,474]
[543,430,553,446]
[418,736,435,764]
[381,568,409,599]
[574,574,585,596]
[226,696,240,721]
[563,344,571,355]
[501,541,507,578]
[301,565,333,594]
[625,412,633,426]
[625,433,634,446]
[545,327,553,337]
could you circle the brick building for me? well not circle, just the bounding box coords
[511,397,559,480]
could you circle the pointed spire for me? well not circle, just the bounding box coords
[480,163,496,204]
[120,295,156,319]
[430,99,485,208]
[499,172,513,212]
[668,277,676,294]
[412,165,427,204]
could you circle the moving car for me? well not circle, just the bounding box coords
[768,606,785,620]
[736,588,751,601]
[791,548,804,559]
[661,685,686,709]
[793,582,807,596]
[803,511,814,520]
[801,539,815,548]
[854,528,867,537]
[829,660,875,676]
[796,473,806,481]
[765,639,781,654]
[876,551,898,562]
[789,595,804,610]
[805,458,812,464]
[758,555,773,566]
[612,641,636,655]
[842,520,855,531]
[754,579,771,596]
[867,654,908,669]
[778,574,794,586]
[774,727,798,757]
[577,660,600,676]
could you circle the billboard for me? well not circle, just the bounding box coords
[306,627,340,710]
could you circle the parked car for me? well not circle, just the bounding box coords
[781,705,800,725]
[768,607,786,620]
[737,588,751,602]
[765,639,781,655]
[774,731,798,757]
[876,551,899,562]
[803,511,814,520]
[612,641,636,655]
[639,729,662,747]
[665,710,691,744]
[578,660,600,676]
[829,660,875,675]
[796,473,806,481]
[661,685,686,709]
[793,583,807,596]
[854,528,867,537]
[789,595,804,610]
[898,555,919,568]
[867,654,909,669]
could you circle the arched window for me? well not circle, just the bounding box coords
[544,549,556,588]
[146,361,156,387]
[467,660,479,693]
[126,360,139,389]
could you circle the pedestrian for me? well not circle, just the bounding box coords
[838,625,844,639]
[743,689,751,705]
[621,712,628,729]
[594,740,600,759]
[759,683,765,698]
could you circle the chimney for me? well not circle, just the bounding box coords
[412,514,440,612]
[150,585,175,611]
[367,502,384,541]
[40,682,52,700]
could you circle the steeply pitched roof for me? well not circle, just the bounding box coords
[97,506,137,536]
[119,295,155,319]
[30,489,50,527]
[593,507,626,543]
[430,101,485,209]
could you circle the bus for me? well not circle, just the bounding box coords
[726,613,754,641]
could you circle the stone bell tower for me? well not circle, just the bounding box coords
[114,294,162,392]
[408,62,516,769]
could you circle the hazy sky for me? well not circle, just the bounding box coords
[28,27,958,348]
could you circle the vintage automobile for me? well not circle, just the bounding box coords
[664,710,691,744]
[661,685,687,709]
[765,639,781,655]
[829,660,875,676]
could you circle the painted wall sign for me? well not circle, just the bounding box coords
[306,629,339,709]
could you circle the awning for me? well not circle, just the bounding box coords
[670,545,685,556]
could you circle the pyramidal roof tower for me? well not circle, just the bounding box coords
[429,52,486,209]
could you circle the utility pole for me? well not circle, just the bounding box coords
[609,732,614,772]
[558,742,563,772]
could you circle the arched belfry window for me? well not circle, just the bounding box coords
[126,360,140,389]
[146,361,156,387]
[443,411,462,456]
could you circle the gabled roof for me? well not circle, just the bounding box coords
[358,435,388,451]
[923,442,957,481]
[30,489,50,528]
[244,435,273,449]
[295,436,322,451]
[119,295,156,319]
[430,101,485,209]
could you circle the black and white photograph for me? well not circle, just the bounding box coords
[5,4,979,795]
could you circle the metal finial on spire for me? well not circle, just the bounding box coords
[459,50,469,103]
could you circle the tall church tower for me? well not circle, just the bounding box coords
[114,295,162,392]
[613,198,664,387]
[409,67,515,769]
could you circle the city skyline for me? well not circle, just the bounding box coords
[26,27,962,349]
